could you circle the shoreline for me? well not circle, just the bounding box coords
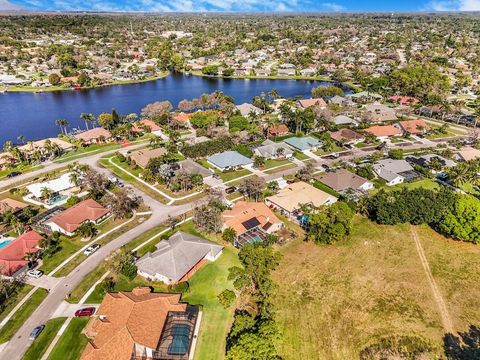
[1,71,170,93]
[186,70,360,91]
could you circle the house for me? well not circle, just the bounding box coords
[364,103,397,123]
[0,231,43,276]
[364,125,403,140]
[222,201,283,247]
[331,114,357,126]
[177,159,213,179]
[131,119,163,135]
[399,119,430,135]
[454,147,480,162]
[171,112,192,128]
[330,95,353,107]
[235,103,263,117]
[316,169,373,193]
[137,232,223,284]
[300,68,316,77]
[19,138,73,154]
[373,159,419,186]
[406,154,456,172]
[267,124,289,137]
[45,199,110,236]
[0,198,28,215]
[207,151,253,171]
[265,181,337,219]
[75,127,113,144]
[25,172,76,207]
[283,136,322,153]
[298,98,327,109]
[81,287,198,360]
[348,91,382,103]
[389,95,418,106]
[254,140,293,159]
[129,147,168,168]
[277,68,296,76]
[330,128,364,145]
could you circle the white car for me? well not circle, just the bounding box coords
[83,244,101,256]
[27,269,43,278]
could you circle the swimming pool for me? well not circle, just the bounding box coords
[46,195,68,205]
[167,324,191,356]
[0,239,13,249]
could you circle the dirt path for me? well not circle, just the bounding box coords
[411,226,454,334]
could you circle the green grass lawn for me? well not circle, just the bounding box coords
[38,236,82,275]
[0,284,33,322]
[293,151,310,161]
[219,169,252,182]
[264,163,297,175]
[22,318,66,360]
[55,143,121,163]
[314,144,344,156]
[99,157,169,204]
[0,288,48,343]
[263,158,291,169]
[459,182,480,195]
[47,318,90,360]
[0,164,44,180]
[388,178,440,191]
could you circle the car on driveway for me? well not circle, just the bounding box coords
[26,269,43,278]
[6,171,21,178]
[75,307,96,317]
[83,244,101,256]
[29,325,45,340]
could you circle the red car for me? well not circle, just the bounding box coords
[75,307,96,317]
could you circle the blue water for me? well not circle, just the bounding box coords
[46,195,68,205]
[0,240,12,249]
[168,324,191,355]
[0,73,346,145]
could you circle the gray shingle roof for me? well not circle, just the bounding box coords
[136,231,223,283]
[283,136,322,151]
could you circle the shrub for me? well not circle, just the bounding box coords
[121,263,138,280]
[66,195,80,207]
[168,281,189,293]
[218,289,236,309]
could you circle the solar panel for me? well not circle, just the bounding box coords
[241,217,261,230]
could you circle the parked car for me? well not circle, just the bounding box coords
[6,171,21,178]
[26,269,43,278]
[75,307,96,317]
[29,325,45,340]
[83,244,101,256]
[225,186,237,194]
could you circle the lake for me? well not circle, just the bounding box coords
[0,73,345,145]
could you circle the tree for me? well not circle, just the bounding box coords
[107,247,135,277]
[193,200,223,233]
[103,188,140,219]
[222,227,237,244]
[80,113,95,130]
[253,156,265,169]
[141,101,173,124]
[311,85,344,98]
[48,73,61,86]
[238,177,265,201]
[296,161,315,182]
[76,221,97,239]
[438,195,480,244]
[39,232,60,257]
[218,289,236,309]
[304,202,355,244]
[202,65,219,76]
[388,149,404,160]
[40,186,53,200]
[80,169,109,199]
[97,112,114,130]
[55,118,69,135]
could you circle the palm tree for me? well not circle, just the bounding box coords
[40,186,53,200]
[55,119,69,135]
[268,88,280,102]
[17,135,25,145]
[80,113,94,130]
[3,140,12,153]
[76,222,97,239]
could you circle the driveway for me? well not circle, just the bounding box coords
[23,275,63,290]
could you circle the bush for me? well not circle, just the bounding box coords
[360,335,434,360]
[66,195,80,207]
[168,281,189,293]
[218,289,236,309]
[121,263,138,280]
[100,277,115,295]
[115,152,126,162]
[182,136,234,159]
[233,144,253,158]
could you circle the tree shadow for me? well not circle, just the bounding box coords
[444,325,480,359]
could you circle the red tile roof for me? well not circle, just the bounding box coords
[48,199,109,234]
[399,119,430,134]
[268,124,289,137]
[0,231,43,275]
[75,128,112,142]
[132,119,161,133]
[365,125,402,138]
[298,98,327,108]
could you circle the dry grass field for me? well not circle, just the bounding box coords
[272,216,480,360]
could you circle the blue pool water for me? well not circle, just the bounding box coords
[248,235,263,244]
[46,195,68,205]
[168,324,191,355]
[0,239,12,249]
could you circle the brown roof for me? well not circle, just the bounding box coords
[298,98,327,108]
[48,199,109,233]
[222,201,282,235]
[365,125,402,138]
[330,128,364,143]
[317,169,370,191]
[132,119,162,133]
[81,288,186,360]
[171,112,192,125]
[268,124,289,137]
[129,147,168,168]
[75,128,112,142]
[399,119,430,134]
[0,198,28,215]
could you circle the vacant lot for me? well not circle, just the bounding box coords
[272,217,480,359]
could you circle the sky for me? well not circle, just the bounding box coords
[1,0,480,13]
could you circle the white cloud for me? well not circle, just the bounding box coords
[426,0,480,11]
[322,2,345,11]
[0,0,22,10]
